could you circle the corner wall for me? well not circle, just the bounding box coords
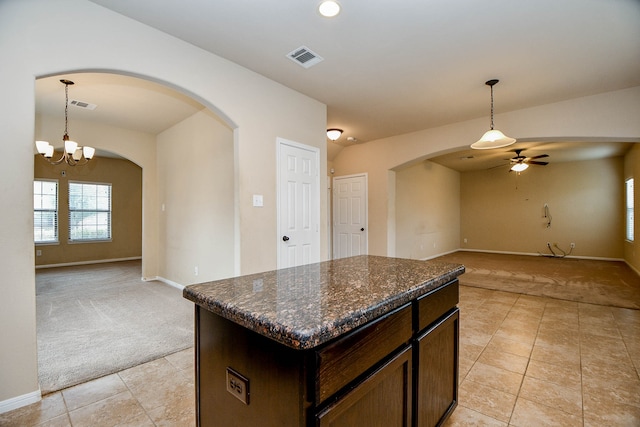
[395,160,460,259]
[157,110,235,285]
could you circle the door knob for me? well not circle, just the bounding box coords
[360,228,365,231]
[282,236,290,242]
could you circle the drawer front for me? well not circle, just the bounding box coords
[417,279,458,332]
[316,303,412,404]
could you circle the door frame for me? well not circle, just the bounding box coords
[332,173,368,259]
[276,137,321,269]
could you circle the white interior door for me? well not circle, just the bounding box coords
[333,174,368,259]
[277,138,320,269]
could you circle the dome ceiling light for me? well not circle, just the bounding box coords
[326,128,343,141]
[318,1,341,17]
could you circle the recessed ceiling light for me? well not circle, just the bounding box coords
[318,1,341,17]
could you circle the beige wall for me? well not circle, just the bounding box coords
[395,160,460,259]
[34,153,142,266]
[624,145,640,271]
[157,110,235,285]
[1,0,326,406]
[460,157,624,259]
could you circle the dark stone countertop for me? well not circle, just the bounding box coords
[183,255,464,350]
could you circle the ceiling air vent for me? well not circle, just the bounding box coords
[287,46,324,69]
[70,99,97,110]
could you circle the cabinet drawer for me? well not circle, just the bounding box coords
[417,280,458,332]
[316,303,412,404]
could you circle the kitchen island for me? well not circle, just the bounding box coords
[183,255,464,427]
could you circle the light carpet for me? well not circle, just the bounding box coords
[36,260,193,394]
[435,251,640,309]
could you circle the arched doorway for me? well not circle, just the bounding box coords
[33,72,236,392]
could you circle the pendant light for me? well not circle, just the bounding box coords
[35,79,95,165]
[471,79,516,150]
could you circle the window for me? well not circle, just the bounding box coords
[626,178,634,242]
[34,180,58,244]
[68,182,112,242]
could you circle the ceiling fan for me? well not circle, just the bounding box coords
[508,148,549,172]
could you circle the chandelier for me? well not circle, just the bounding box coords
[35,79,95,165]
[471,79,516,150]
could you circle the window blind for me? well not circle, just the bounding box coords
[68,181,112,242]
[34,180,58,243]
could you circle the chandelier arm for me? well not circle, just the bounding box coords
[48,152,68,165]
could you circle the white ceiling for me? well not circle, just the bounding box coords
[37,0,640,167]
[36,73,204,135]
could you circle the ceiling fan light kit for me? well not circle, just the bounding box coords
[510,162,529,172]
[471,79,516,150]
[508,148,549,173]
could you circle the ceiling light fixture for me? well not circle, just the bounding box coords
[318,1,341,17]
[471,79,516,150]
[326,128,343,141]
[35,79,95,166]
[511,163,529,172]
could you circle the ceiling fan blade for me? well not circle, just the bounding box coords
[530,154,549,159]
[528,161,549,166]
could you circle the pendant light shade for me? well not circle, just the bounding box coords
[472,129,516,150]
[471,79,516,150]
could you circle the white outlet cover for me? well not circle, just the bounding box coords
[253,194,263,207]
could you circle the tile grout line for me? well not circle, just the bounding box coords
[506,294,544,426]
[117,369,159,427]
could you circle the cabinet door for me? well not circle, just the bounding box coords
[416,309,459,427]
[317,346,412,427]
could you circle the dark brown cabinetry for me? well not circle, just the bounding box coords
[194,279,459,427]
[415,310,459,426]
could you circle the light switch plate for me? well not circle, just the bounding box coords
[252,194,263,207]
[226,367,249,405]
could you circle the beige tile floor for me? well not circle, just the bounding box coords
[0,348,195,427]
[2,285,640,426]
[445,286,640,426]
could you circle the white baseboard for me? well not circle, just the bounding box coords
[0,389,41,414]
[143,276,185,290]
[458,248,624,262]
[420,249,459,261]
[35,256,142,269]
